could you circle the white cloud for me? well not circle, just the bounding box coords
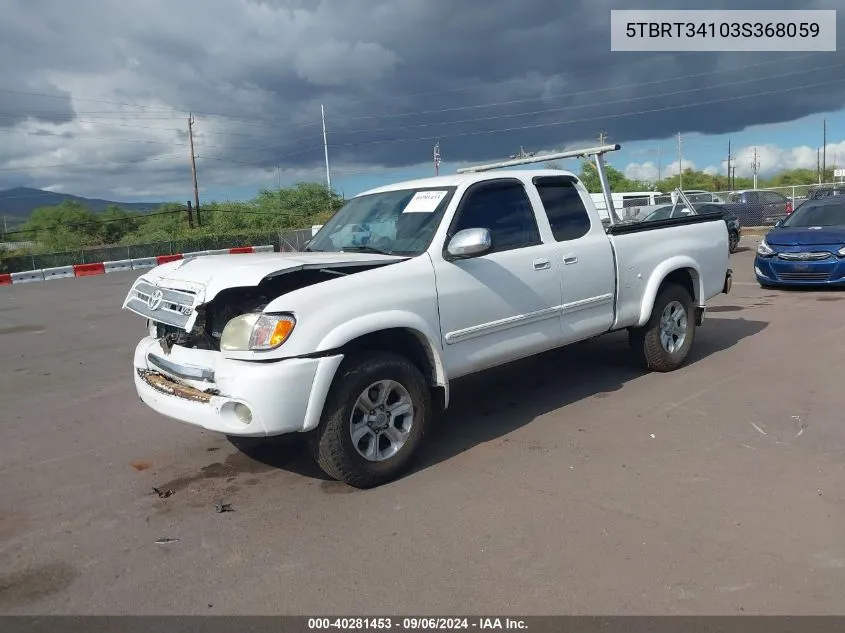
[623,159,698,182]
[730,142,845,177]
[622,141,845,184]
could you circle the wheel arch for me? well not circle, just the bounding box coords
[637,260,701,327]
[301,315,448,433]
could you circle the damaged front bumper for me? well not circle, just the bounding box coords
[133,337,343,437]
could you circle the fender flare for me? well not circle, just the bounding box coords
[301,311,448,432]
[636,257,703,327]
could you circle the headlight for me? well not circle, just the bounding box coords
[757,239,775,257]
[838,246,845,257]
[220,313,296,352]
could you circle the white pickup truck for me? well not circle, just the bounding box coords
[123,144,733,488]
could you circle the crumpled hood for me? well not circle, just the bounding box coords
[141,251,406,302]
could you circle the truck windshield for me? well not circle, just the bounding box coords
[305,187,457,255]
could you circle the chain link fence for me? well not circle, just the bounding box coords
[0,228,313,274]
[611,182,845,227]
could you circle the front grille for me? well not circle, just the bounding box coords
[777,252,831,261]
[776,272,831,281]
[125,280,197,328]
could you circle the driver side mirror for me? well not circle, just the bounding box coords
[774,219,784,228]
[446,228,492,259]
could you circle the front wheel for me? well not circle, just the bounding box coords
[629,282,696,372]
[307,351,432,489]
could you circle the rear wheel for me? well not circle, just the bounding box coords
[307,351,432,489]
[728,230,739,253]
[629,282,696,372]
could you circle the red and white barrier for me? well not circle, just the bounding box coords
[104,259,133,273]
[11,270,45,283]
[43,265,75,280]
[131,257,157,270]
[1,245,274,286]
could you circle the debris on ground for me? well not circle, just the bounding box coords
[215,501,234,513]
[152,487,174,498]
[155,537,179,545]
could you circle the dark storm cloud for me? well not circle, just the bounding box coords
[1,0,844,196]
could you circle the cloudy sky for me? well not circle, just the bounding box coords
[1,0,845,204]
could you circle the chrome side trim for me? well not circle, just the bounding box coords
[562,293,614,314]
[444,293,614,344]
[444,305,561,344]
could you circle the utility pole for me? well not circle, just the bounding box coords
[187,114,201,227]
[657,146,662,183]
[751,147,760,189]
[598,130,607,145]
[433,142,441,176]
[731,166,736,188]
[677,132,683,190]
[823,118,827,181]
[726,139,733,190]
[321,104,331,192]
[186,200,194,230]
[817,147,821,183]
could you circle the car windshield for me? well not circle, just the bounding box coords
[780,200,845,227]
[306,187,457,255]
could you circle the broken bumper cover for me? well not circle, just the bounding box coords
[133,337,342,437]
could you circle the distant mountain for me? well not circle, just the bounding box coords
[0,187,165,228]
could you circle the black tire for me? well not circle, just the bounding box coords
[629,282,696,372]
[728,230,739,253]
[307,351,432,489]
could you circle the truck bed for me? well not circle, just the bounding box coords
[605,212,730,330]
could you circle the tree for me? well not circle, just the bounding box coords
[576,160,650,193]
[21,201,100,250]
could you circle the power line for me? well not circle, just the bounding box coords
[326,53,823,124]
[0,53,821,133]
[0,52,712,118]
[326,62,845,139]
[0,57,835,172]
[0,155,184,172]
[326,77,845,150]
[219,60,845,162]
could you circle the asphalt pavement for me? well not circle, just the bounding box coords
[1,239,844,615]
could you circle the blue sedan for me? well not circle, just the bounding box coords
[754,197,845,287]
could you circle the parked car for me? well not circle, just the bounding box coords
[123,145,732,488]
[673,190,727,204]
[726,190,793,226]
[754,196,845,287]
[807,184,845,200]
[640,202,742,253]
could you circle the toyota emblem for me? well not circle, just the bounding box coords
[147,289,164,311]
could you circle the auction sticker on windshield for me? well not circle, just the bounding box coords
[402,190,448,213]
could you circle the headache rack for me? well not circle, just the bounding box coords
[457,143,699,226]
[457,143,624,225]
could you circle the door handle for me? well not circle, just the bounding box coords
[533,258,551,271]
[563,255,578,265]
